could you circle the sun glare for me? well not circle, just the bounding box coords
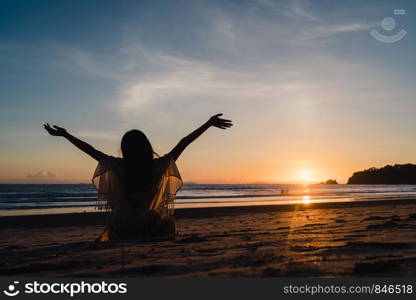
[302,195,311,204]
[300,169,312,183]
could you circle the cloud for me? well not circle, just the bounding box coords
[113,50,396,137]
[56,39,397,136]
[286,0,318,21]
[26,171,57,181]
[2,171,73,184]
[50,0,406,135]
[297,22,377,40]
[76,130,119,140]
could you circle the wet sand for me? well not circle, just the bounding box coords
[1,199,416,277]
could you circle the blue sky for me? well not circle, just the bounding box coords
[1,0,415,183]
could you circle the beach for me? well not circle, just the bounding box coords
[1,199,416,277]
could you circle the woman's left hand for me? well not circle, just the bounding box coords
[207,113,233,129]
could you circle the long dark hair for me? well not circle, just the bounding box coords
[121,130,154,193]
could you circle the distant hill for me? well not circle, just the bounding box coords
[347,164,416,184]
[320,179,338,184]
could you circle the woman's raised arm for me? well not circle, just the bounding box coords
[168,113,233,161]
[43,123,105,162]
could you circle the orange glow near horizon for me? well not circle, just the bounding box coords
[0,145,377,184]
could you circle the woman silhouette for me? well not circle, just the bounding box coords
[44,114,232,241]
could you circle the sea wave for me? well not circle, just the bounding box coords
[1,184,416,213]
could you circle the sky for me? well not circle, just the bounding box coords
[1,0,416,184]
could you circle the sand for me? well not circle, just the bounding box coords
[1,199,416,277]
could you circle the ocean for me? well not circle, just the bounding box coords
[1,183,416,216]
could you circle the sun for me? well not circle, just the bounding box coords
[300,169,312,183]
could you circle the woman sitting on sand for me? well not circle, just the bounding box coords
[44,114,232,241]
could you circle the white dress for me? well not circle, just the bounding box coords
[92,153,182,239]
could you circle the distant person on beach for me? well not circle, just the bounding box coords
[44,114,233,241]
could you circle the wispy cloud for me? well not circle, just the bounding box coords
[54,9,392,131]
[297,22,377,40]
[76,130,119,140]
[26,171,57,181]
[286,0,318,21]
[40,0,408,142]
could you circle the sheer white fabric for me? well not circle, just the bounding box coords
[92,154,182,226]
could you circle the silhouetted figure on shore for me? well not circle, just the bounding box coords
[44,113,232,241]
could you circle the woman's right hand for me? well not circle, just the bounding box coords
[43,123,68,137]
[207,113,233,129]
